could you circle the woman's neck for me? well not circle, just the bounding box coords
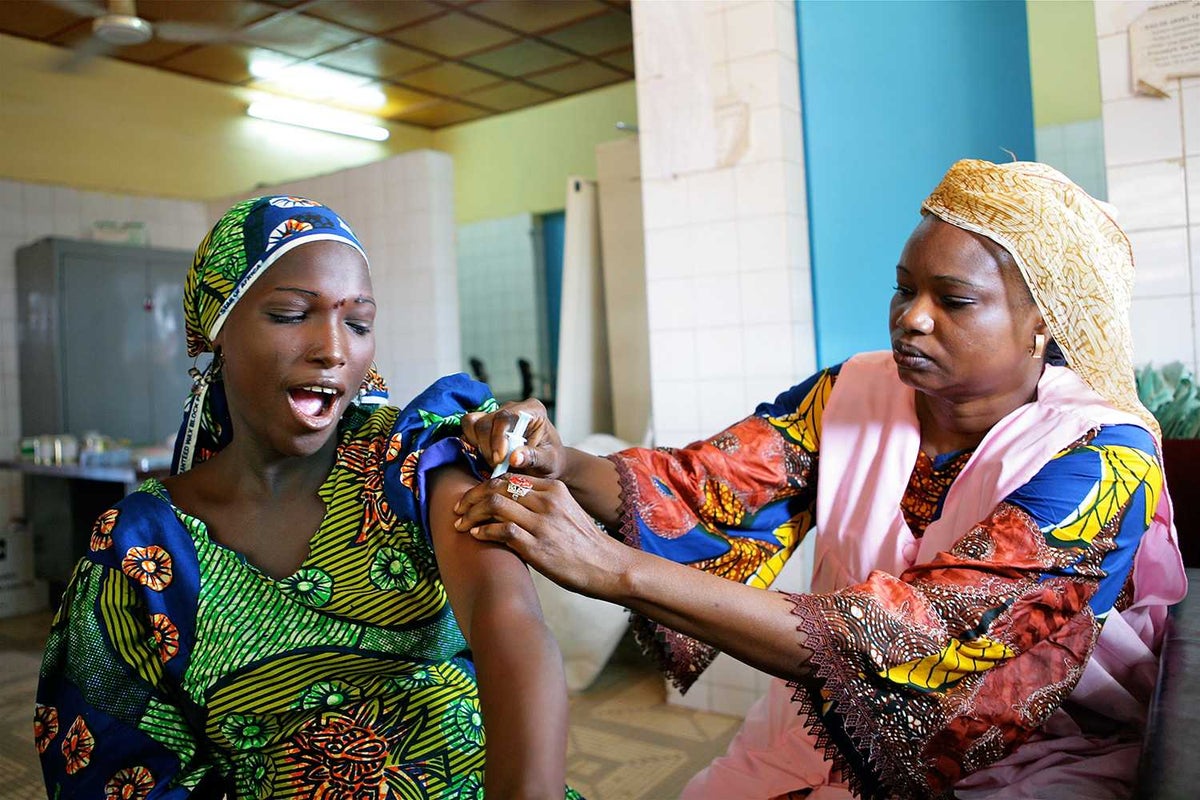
[916,373,1042,457]
[201,434,339,502]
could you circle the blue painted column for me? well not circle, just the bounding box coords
[797,0,1034,365]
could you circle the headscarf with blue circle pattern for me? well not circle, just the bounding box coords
[172,195,388,474]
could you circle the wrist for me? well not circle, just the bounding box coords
[602,541,643,605]
[559,446,588,486]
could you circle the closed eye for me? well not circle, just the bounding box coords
[268,313,305,324]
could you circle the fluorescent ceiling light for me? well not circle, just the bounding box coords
[247,60,387,110]
[247,100,390,142]
[247,52,294,81]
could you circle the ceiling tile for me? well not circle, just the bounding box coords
[134,0,278,29]
[397,62,499,96]
[541,9,631,55]
[464,39,574,78]
[159,44,298,85]
[466,1,607,34]
[387,12,517,58]
[463,81,556,112]
[238,13,363,59]
[317,39,436,80]
[392,101,490,128]
[599,46,634,73]
[528,60,625,94]
[303,0,446,35]
[374,83,441,118]
[0,1,86,40]
[0,0,640,134]
[246,63,390,107]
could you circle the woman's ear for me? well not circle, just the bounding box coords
[209,336,224,373]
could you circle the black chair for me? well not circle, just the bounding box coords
[1136,568,1199,800]
[1134,437,1199,798]
[517,358,534,400]
[468,357,488,385]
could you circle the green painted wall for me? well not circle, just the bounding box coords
[1026,0,1102,127]
[433,81,638,223]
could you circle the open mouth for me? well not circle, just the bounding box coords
[288,385,341,421]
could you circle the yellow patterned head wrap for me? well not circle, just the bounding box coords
[921,159,1159,438]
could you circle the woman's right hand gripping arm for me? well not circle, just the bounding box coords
[453,475,810,683]
[460,400,623,527]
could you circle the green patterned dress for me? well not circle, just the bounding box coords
[35,375,579,799]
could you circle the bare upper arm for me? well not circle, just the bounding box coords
[426,465,543,642]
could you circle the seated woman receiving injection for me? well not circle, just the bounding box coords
[457,160,1187,799]
[36,197,577,799]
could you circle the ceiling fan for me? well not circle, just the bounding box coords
[48,0,276,71]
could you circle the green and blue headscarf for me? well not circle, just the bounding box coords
[172,195,388,474]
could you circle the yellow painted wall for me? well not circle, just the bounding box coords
[2,32,637,222]
[1026,0,1102,127]
[0,34,432,200]
[433,81,637,223]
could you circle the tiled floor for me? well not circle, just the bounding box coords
[0,611,50,800]
[0,613,739,800]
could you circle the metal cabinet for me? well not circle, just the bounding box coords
[16,238,196,589]
[17,237,195,447]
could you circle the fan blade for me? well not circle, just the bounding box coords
[54,33,118,72]
[44,0,106,18]
[154,19,301,48]
[152,20,237,45]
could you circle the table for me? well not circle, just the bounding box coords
[0,459,169,588]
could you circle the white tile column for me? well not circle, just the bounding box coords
[1095,1,1199,376]
[634,0,813,449]
[632,0,814,716]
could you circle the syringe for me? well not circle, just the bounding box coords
[490,410,534,478]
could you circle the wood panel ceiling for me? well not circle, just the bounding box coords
[0,0,635,128]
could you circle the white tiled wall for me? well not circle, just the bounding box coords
[633,0,815,718]
[1096,1,1200,376]
[635,0,813,450]
[457,214,548,400]
[207,150,461,405]
[0,179,209,542]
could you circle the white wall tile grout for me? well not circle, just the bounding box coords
[1097,3,1200,377]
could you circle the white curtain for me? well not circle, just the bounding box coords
[555,177,613,445]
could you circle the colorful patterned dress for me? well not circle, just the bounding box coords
[35,376,577,800]
[608,363,1165,797]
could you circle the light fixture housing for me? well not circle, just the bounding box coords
[247,100,390,142]
[93,14,153,45]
